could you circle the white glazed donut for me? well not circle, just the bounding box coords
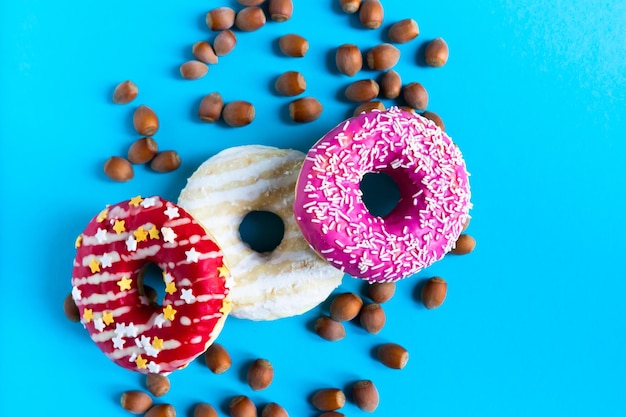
[178,145,343,320]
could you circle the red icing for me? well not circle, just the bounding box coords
[71,196,230,374]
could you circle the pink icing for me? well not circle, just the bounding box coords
[294,107,472,282]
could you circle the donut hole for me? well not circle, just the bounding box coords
[239,210,285,253]
[138,262,167,306]
[360,172,402,218]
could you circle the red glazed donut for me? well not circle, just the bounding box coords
[71,196,231,374]
[294,107,472,282]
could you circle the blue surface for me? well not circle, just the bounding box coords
[1,1,625,416]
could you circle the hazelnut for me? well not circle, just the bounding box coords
[402,82,428,111]
[193,41,218,64]
[421,110,445,131]
[275,71,306,96]
[206,7,236,31]
[133,105,159,136]
[421,277,447,309]
[387,18,419,43]
[127,137,158,164]
[150,150,181,173]
[213,30,237,56]
[379,70,402,99]
[261,402,289,417]
[329,292,363,322]
[288,97,322,123]
[63,291,80,322]
[314,316,346,341]
[366,43,400,71]
[340,0,361,14]
[353,101,385,117]
[145,373,170,397]
[352,380,379,412]
[424,37,449,67]
[359,0,383,29]
[229,395,256,417]
[366,281,396,303]
[345,79,379,102]
[278,34,309,57]
[359,303,386,334]
[311,388,346,411]
[145,404,176,417]
[194,403,218,417]
[450,234,476,255]
[113,80,138,104]
[104,156,133,182]
[204,343,232,374]
[377,343,409,369]
[222,100,255,127]
[247,358,274,391]
[336,44,363,76]
[235,7,266,31]
[198,92,224,123]
[269,0,293,22]
[120,390,153,414]
[319,413,345,417]
[180,60,209,80]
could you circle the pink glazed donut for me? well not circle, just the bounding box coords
[294,107,472,282]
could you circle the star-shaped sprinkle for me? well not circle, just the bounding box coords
[148,225,160,240]
[100,253,113,269]
[114,322,127,336]
[165,281,176,295]
[126,236,137,252]
[102,311,114,326]
[164,205,180,220]
[161,227,177,243]
[117,276,132,291]
[129,196,143,207]
[125,322,139,338]
[96,208,109,222]
[162,272,174,283]
[83,308,93,323]
[71,286,82,301]
[95,228,108,244]
[185,247,200,263]
[144,344,159,358]
[112,336,126,350]
[133,227,148,243]
[141,197,157,208]
[163,305,176,321]
[180,288,195,304]
[153,313,166,329]
[135,354,147,369]
[218,264,229,278]
[88,258,101,273]
[75,235,82,248]
[113,220,126,234]
[152,336,164,350]
[129,352,137,363]
[147,361,161,374]
[219,299,232,315]
[93,317,105,332]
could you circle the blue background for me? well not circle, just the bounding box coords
[1,1,625,416]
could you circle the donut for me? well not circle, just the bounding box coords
[71,196,231,374]
[177,145,344,321]
[293,107,472,282]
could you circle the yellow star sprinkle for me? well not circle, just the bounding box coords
[113,220,126,235]
[102,311,114,326]
[133,227,148,243]
[152,336,164,350]
[129,196,143,207]
[83,308,93,323]
[218,265,229,278]
[75,235,82,248]
[165,281,177,295]
[135,355,147,369]
[96,208,109,222]
[148,225,160,240]
[219,299,232,315]
[163,304,177,321]
[117,276,132,291]
[88,258,101,273]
